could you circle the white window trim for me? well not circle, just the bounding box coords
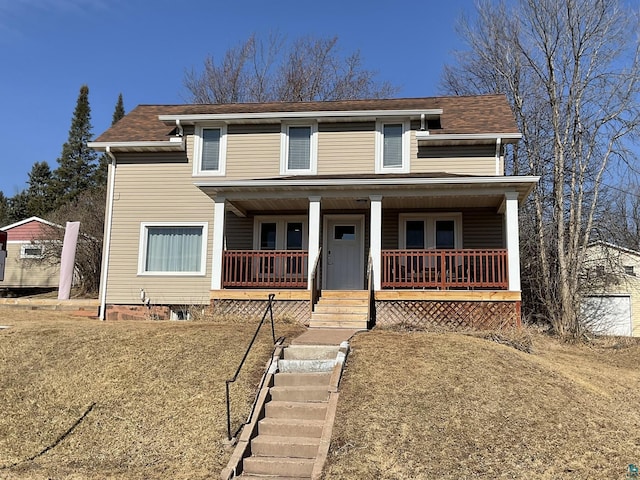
[375,119,410,174]
[280,122,318,175]
[398,213,462,249]
[138,222,208,276]
[20,243,44,259]
[193,125,227,176]
[253,216,308,250]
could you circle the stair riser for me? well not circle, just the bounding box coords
[314,305,368,314]
[274,372,332,387]
[320,290,368,299]
[310,313,367,321]
[251,439,319,458]
[278,359,336,373]
[242,457,314,477]
[270,387,329,402]
[309,321,368,329]
[265,402,327,420]
[258,420,324,438]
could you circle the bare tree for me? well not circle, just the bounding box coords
[441,0,640,336]
[36,188,105,295]
[184,33,398,103]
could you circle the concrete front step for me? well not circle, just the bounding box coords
[265,401,328,421]
[270,385,330,402]
[258,417,325,438]
[274,372,332,387]
[278,358,336,373]
[242,456,315,477]
[281,345,340,360]
[250,435,320,458]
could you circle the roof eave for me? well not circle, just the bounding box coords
[416,132,522,145]
[158,109,444,125]
[88,140,185,153]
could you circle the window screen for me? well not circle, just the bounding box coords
[288,126,311,170]
[201,128,221,171]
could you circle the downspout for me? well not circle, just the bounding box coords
[99,146,117,320]
[495,137,502,175]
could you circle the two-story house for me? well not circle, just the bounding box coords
[89,95,539,328]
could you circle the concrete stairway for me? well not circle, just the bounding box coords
[309,290,369,329]
[231,344,342,480]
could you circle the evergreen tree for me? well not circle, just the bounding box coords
[0,192,9,226]
[95,93,125,186]
[51,85,97,208]
[7,191,29,224]
[25,161,53,217]
[112,93,125,124]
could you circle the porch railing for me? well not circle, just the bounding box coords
[223,250,309,288]
[381,249,508,289]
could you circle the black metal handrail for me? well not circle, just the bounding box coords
[225,293,277,441]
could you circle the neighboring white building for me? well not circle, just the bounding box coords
[582,241,640,337]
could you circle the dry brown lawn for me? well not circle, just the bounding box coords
[323,328,640,479]
[0,310,304,479]
[2,312,639,479]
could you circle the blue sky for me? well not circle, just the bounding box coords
[0,0,472,196]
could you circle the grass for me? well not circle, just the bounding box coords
[0,310,304,479]
[322,328,640,479]
[1,312,639,479]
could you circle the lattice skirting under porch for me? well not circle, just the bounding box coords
[210,299,310,325]
[374,300,521,330]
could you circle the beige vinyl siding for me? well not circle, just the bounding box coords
[106,160,213,305]
[462,210,504,248]
[223,125,281,179]
[225,213,254,249]
[414,144,498,176]
[317,123,375,175]
[0,243,59,288]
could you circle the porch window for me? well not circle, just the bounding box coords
[194,126,227,176]
[376,119,410,173]
[139,223,207,275]
[255,217,308,250]
[399,214,462,249]
[281,123,317,174]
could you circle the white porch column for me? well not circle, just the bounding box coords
[307,196,321,289]
[211,196,226,290]
[370,195,382,291]
[504,192,521,291]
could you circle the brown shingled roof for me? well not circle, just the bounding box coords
[94,94,519,144]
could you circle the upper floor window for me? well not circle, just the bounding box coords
[376,120,410,173]
[194,125,227,176]
[280,123,317,175]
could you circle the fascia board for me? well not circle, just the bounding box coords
[158,109,443,124]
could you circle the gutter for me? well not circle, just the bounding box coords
[99,147,117,321]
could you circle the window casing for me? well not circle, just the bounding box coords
[376,119,410,173]
[280,123,318,175]
[398,213,462,249]
[254,216,308,250]
[138,222,208,275]
[20,243,44,259]
[193,125,227,176]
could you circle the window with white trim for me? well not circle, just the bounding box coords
[20,243,44,259]
[194,125,227,176]
[138,223,208,275]
[280,123,317,174]
[399,213,462,249]
[376,119,410,173]
[254,216,308,250]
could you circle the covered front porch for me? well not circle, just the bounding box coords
[202,175,537,328]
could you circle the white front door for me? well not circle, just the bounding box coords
[323,215,364,290]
